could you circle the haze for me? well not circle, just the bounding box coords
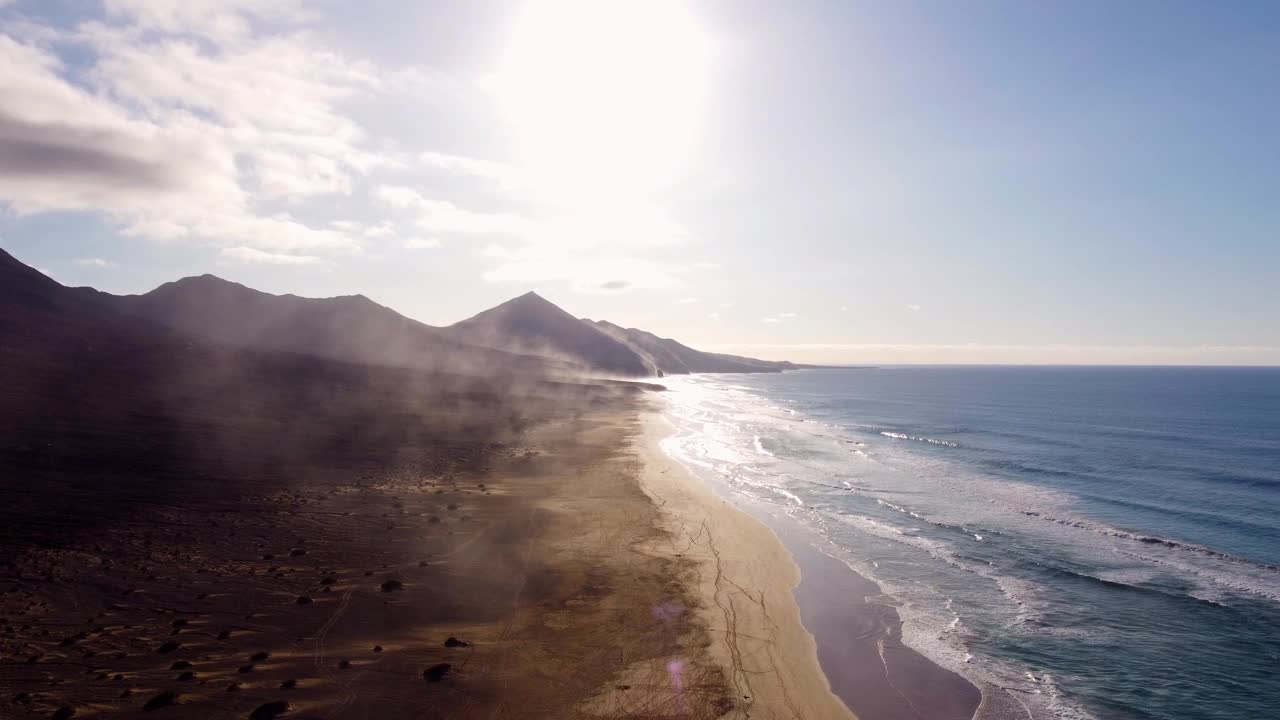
[2,0,1277,365]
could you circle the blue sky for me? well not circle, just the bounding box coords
[1,0,1277,364]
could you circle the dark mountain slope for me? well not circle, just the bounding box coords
[0,248,637,539]
[4,248,800,380]
[443,291,654,377]
[590,320,799,375]
[94,275,568,377]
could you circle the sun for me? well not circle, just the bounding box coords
[489,0,712,197]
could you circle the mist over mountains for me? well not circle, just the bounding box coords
[3,249,795,379]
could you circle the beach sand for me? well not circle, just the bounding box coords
[635,410,857,719]
[2,367,979,720]
[2,372,743,719]
[639,405,983,720]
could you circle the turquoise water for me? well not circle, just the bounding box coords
[660,367,1280,720]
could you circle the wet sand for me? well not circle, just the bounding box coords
[636,411,856,719]
[780,526,980,720]
[642,407,983,720]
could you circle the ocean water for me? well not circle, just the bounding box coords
[658,366,1280,720]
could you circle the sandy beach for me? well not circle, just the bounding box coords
[1,380,727,718]
[635,410,856,719]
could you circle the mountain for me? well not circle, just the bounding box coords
[3,249,798,379]
[442,291,655,377]
[95,275,570,377]
[0,251,646,539]
[589,320,799,375]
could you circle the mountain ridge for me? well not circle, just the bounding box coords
[1,248,801,379]
[443,291,656,377]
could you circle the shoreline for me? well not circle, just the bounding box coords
[640,401,982,720]
[636,407,855,719]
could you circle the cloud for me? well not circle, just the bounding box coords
[419,150,525,188]
[676,296,700,304]
[413,147,697,292]
[707,312,720,320]
[720,302,734,308]
[841,305,848,312]
[906,304,922,311]
[100,0,314,45]
[1,4,700,292]
[219,246,326,265]
[403,237,441,249]
[362,223,395,239]
[483,256,675,294]
[74,257,117,267]
[0,5,397,256]
[372,185,531,236]
[762,312,798,324]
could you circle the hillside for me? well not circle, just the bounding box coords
[3,249,800,379]
[0,247,639,535]
[442,291,655,377]
[94,275,569,377]
[590,320,799,375]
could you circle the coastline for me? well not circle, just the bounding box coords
[640,399,982,720]
[636,406,856,719]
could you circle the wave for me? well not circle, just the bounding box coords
[657,373,1279,720]
[880,431,960,448]
[982,458,1085,480]
[752,435,775,457]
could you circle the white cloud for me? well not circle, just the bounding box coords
[100,0,314,45]
[483,256,675,294]
[1,4,701,293]
[0,5,399,257]
[372,185,530,236]
[676,296,700,304]
[841,305,848,312]
[403,237,441,249]
[762,312,798,324]
[720,302,734,308]
[707,312,720,320]
[74,257,117,267]
[370,185,421,209]
[419,151,524,188]
[219,246,326,265]
[907,304,922,311]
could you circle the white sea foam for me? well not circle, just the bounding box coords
[752,435,775,456]
[880,431,961,448]
[653,376,1245,720]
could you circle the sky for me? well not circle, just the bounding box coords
[1,0,1278,365]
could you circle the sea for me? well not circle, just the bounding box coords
[658,366,1280,720]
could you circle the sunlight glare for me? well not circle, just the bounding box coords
[490,0,711,196]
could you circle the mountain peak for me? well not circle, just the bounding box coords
[446,290,654,377]
[506,290,552,306]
